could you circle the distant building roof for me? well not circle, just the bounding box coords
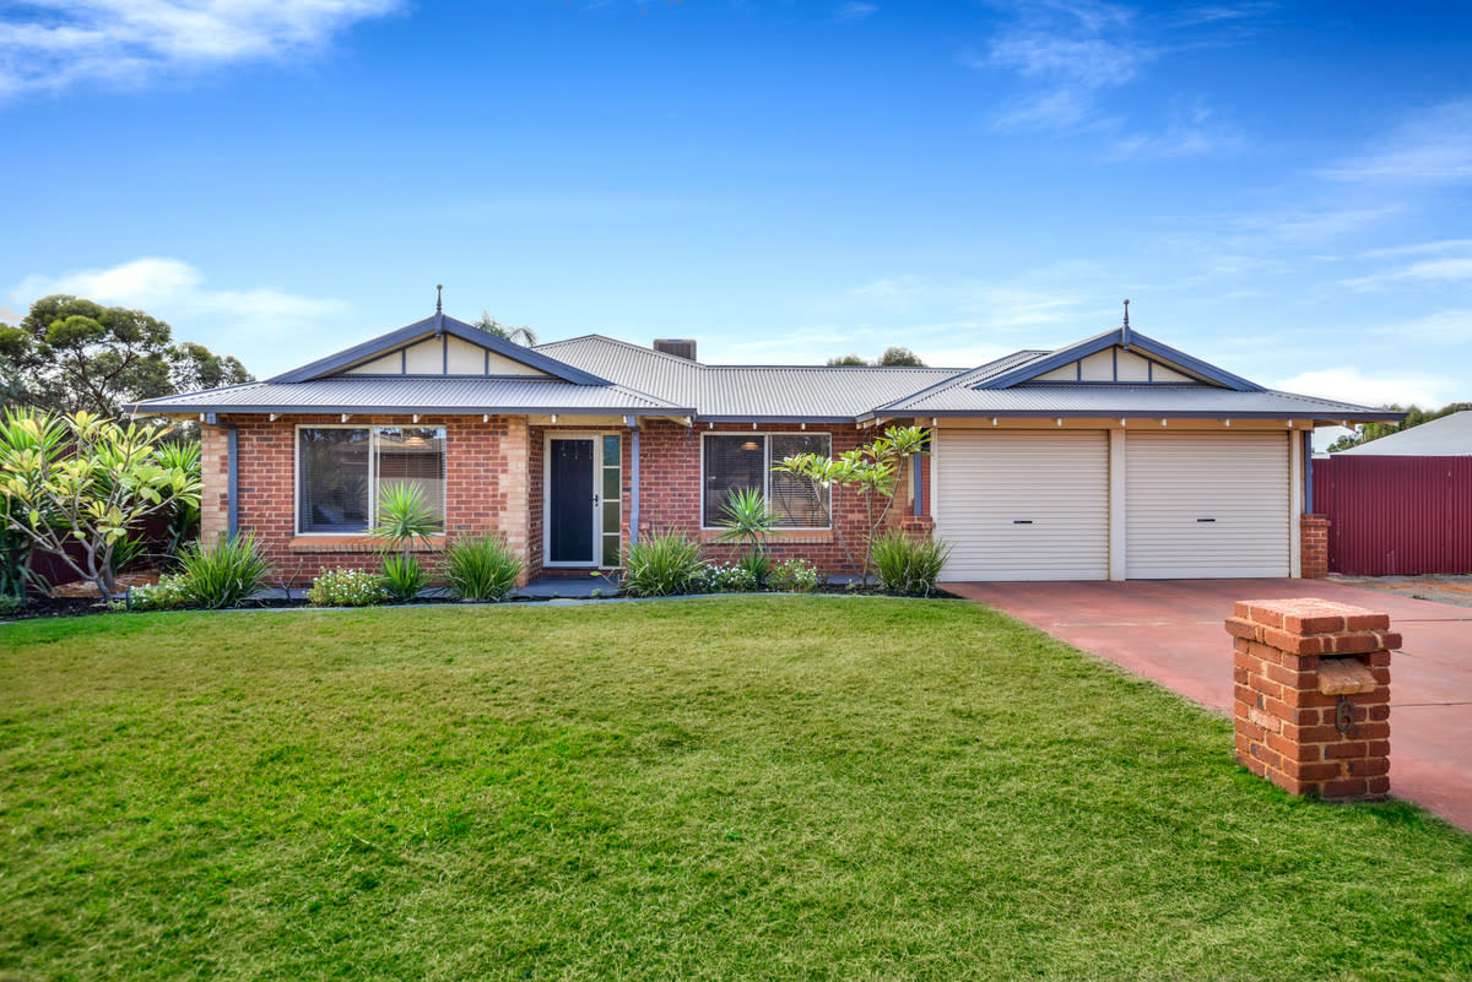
[1334,411,1472,456]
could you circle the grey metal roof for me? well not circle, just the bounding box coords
[871,382,1400,420]
[1335,410,1472,455]
[534,335,706,406]
[534,334,965,418]
[129,377,688,415]
[136,327,1398,422]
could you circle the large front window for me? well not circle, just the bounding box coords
[297,426,446,534]
[702,432,831,529]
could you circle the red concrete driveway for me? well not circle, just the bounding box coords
[945,578,1472,832]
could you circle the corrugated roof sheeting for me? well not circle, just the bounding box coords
[132,377,684,413]
[136,333,1395,421]
[534,336,706,406]
[536,335,965,417]
[887,383,1391,418]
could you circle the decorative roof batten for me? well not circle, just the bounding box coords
[264,308,613,387]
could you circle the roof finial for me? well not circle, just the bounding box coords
[1121,298,1131,347]
[435,283,443,315]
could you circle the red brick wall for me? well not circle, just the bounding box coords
[1301,514,1329,579]
[212,414,922,584]
[633,420,918,574]
[215,414,529,585]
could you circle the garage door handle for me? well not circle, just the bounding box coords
[1196,517,1216,523]
[1012,519,1034,525]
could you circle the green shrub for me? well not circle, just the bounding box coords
[871,530,951,597]
[382,553,429,602]
[109,533,150,575]
[129,574,193,611]
[444,536,522,602]
[176,534,271,608]
[769,557,820,593]
[623,531,703,597]
[735,549,771,589]
[695,562,758,592]
[0,593,24,617]
[307,568,389,607]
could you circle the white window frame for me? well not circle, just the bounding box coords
[699,430,832,531]
[293,423,448,536]
[542,430,621,569]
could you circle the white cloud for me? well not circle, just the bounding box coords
[1109,101,1244,159]
[1371,308,1472,344]
[986,34,1143,88]
[848,276,1085,329]
[0,0,398,97]
[1342,257,1472,290]
[11,257,347,348]
[1361,238,1472,259]
[833,2,878,23]
[1320,99,1472,183]
[1272,366,1458,410]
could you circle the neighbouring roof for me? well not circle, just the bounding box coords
[129,308,1403,423]
[1334,410,1472,456]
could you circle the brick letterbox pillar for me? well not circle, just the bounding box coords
[1225,598,1401,801]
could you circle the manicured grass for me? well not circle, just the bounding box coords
[2,598,1469,979]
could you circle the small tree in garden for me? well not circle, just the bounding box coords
[772,424,929,585]
[373,482,440,601]
[0,409,201,600]
[716,487,776,586]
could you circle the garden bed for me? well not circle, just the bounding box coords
[1,580,961,622]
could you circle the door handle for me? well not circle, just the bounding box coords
[593,493,601,507]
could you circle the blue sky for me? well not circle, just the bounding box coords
[3,0,1470,438]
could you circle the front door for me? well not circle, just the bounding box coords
[549,437,596,565]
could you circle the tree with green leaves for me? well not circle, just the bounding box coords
[0,409,202,600]
[825,347,927,367]
[475,310,538,346]
[1327,402,1472,452]
[878,346,925,366]
[772,424,930,585]
[2,295,250,417]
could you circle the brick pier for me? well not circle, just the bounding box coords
[1226,598,1400,801]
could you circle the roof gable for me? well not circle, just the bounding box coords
[270,313,609,386]
[976,328,1264,392]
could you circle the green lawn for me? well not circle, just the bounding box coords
[2,598,1469,979]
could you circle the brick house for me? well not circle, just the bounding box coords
[132,305,1397,585]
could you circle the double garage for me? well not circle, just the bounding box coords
[933,427,1296,581]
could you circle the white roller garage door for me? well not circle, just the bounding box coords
[934,429,1109,580]
[1125,431,1290,579]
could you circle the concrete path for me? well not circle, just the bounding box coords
[944,578,1472,832]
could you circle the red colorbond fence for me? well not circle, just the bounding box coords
[1316,455,1472,575]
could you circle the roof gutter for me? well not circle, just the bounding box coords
[855,408,1406,423]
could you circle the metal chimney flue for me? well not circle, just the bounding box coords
[654,339,698,361]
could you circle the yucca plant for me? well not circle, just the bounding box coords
[382,553,429,603]
[871,530,951,597]
[716,487,775,554]
[176,534,271,608]
[373,482,440,602]
[444,535,521,602]
[623,531,703,596]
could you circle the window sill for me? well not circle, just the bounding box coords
[288,535,447,554]
[699,529,833,545]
